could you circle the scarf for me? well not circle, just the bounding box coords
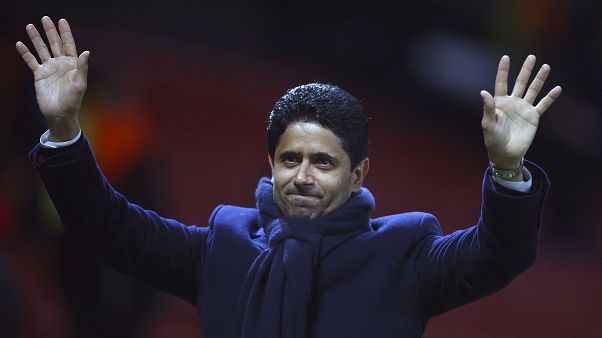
[234,177,375,338]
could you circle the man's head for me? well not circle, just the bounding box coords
[267,83,370,219]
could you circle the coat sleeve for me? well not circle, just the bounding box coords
[29,134,209,304]
[413,161,550,317]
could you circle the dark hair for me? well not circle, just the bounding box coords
[267,83,369,169]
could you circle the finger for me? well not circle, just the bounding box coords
[41,16,64,57]
[74,51,90,88]
[480,90,495,115]
[524,64,550,104]
[77,51,90,71]
[15,41,40,71]
[494,55,510,97]
[511,55,536,97]
[535,86,562,116]
[480,90,496,130]
[58,18,78,57]
[26,24,51,62]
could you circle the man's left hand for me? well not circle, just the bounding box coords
[480,55,562,170]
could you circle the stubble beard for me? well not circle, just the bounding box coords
[273,188,352,220]
[274,194,324,219]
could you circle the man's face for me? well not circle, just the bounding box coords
[270,122,368,219]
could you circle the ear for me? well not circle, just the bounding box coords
[268,154,275,183]
[268,154,274,171]
[351,158,369,192]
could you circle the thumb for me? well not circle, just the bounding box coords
[74,50,90,89]
[480,90,496,130]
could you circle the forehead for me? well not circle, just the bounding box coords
[275,122,346,156]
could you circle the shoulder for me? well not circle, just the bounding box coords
[209,205,258,224]
[371,212,443,238]
[359,212,444,257]
[207,205,261,236]
[203,205,266,259]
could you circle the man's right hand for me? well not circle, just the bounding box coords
[16,16,90,142]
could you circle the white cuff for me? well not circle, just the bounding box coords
[40,129,82,149]
[492,167,532,193]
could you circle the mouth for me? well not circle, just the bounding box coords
[287,193,321,205]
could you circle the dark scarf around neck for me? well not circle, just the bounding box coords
[234,177,375,338]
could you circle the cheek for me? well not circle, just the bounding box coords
[272,176,285,192]
[272,168,293,190]
[321,173,352,195]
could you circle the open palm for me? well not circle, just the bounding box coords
[480,55,562,169]
[16,16,89,139]
[33,54,86,117]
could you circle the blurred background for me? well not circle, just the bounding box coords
[1,0,601,337]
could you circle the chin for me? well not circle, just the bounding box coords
[279,203,323,219]
[284,208,319,220]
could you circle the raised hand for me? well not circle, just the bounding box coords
[16,16,90,141]
[480,55,561,171]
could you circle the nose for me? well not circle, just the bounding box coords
[293,160,314,186]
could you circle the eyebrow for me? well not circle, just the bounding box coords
[278,151,339,163]
[278,151,300,160]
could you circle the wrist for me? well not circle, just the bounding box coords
[488,155,523,171]
[47,117,80,142]
[489,157,525,181]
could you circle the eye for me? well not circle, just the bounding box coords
[317,158,334,170]
[281,154,299,166]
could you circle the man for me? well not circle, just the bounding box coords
[18,16,561,338]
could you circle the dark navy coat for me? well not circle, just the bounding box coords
[30,135,549,338]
